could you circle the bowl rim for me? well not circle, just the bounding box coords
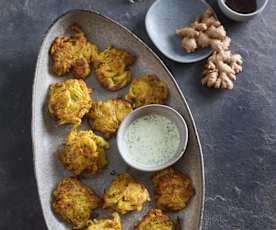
[145,0,213,63]
[117,104,189,172]
[218,0,269,17]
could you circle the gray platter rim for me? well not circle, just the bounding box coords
[31,9,205,230]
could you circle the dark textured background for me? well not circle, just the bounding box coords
[0,0,275,229]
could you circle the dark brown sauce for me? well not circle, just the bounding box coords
[225,0,257,14]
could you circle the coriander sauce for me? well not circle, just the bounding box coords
[124,114,180,167]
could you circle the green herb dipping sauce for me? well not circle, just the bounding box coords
[124,114,180,167]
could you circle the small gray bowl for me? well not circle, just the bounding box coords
[218,0,269,22]
[145,0,213,63]
[117,104,188,172]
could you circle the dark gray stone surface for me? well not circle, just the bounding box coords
[0,0,275,229]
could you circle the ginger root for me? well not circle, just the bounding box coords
[201,50,243,89]
[176,8,243,90]
[176,9,230,53]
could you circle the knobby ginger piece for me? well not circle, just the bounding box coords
[201,50,243,90]
[176,27,199,53]
[176,9,230,53]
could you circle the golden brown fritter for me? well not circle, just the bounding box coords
[103,173,150,214]
[135,209,175,230]
[124,75,168,108]
[94,46,136,91]
[88,99,133,138]
[152,167,194,211]
[59,129,109,175]
[50,23,98,79]
[52,177,100,229]
[87,213,121,230]
[48,79,92,126]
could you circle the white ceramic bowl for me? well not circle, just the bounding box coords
[117,104,188,172]
[218,0,269,22]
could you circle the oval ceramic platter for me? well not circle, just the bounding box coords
[32,10,205,230]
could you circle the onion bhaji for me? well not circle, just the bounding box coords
[103,173,150,214]
[152,167,194,211]
[88,99,133,138]
[87,213,121,230]
[135,209,175,230]
[50,23,98,79]
[52,177,100,229]
[59,129,109,175]
[124,75,168,108]
[94,46,136,91]
[48,79,92,126]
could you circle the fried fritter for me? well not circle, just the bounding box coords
[135,209,175,230]
[50,23,98,79]
[87,213,121,230]
[95,47,135,91]
[88,99,133,138]
[48,79,92,126]
[152,167,194,211]
[59,129,109,175]
[103,173,150,214]
[125,75,168,108]
[52,177,100,229]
